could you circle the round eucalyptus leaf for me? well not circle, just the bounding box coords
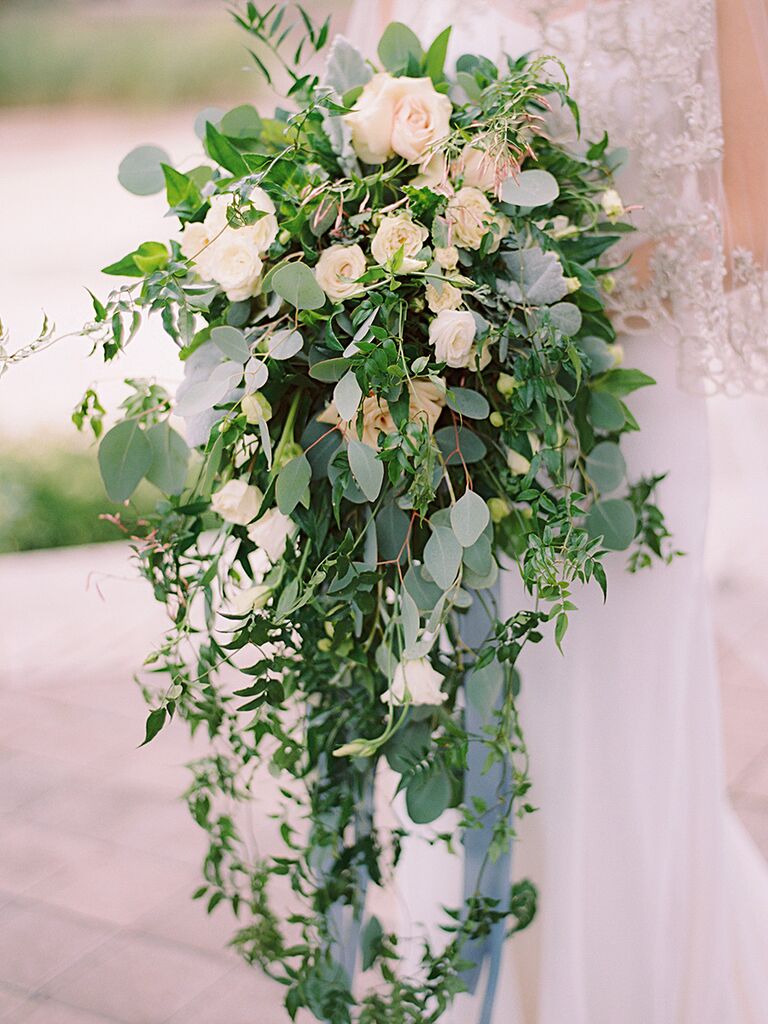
[376,504,411,563]
[385,720,432,774]
[118,145,171,196]
[144,422,189,496]
[309,357,350,383]
[445,387,490,420]
[219,103,262,139]
[435,426,487,465]
[268,328,304,361]
[333,371,363,422]
[98,420,153,502]
[347,439,384,502]
[450,490,490,548]
[211,325,249,363]
[500,169,560,208]
[580,335,615,374]
[271,262,326,310]
[462,533,493,576]
[467,659,505,715]
[377,21,423,72]
[403,564,443,611]
[589,391,625,432]
[585,441,626,494]
[586,498,637,551]
[193,107,224,140]
[548,302,583,336]
[405,766,452,824]
[244,356,269,394]
[462,557,499,590]
[424,526,462,590]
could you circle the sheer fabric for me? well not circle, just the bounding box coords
[345,0,768,395]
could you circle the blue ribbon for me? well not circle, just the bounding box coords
[459,582,512,1024]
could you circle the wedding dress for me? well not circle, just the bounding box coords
[345,2,768,1022]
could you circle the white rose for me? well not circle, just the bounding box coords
[247,507,297,563]
[211,479,263,525]
[382,657,447,706]
[455,145,497,192]
[315,244,367,302]
[345,73,452,165]
[428,309,476,368]
[205,189,278,254]
[230,584,271,615]
[446,186,496,250]
[601,188,625,221]
[425,280,462,313]
[180,222,212,263]
[371,213,429,274]
[206,235,264,302]
[434,245,459,270]
[412,153,451,193]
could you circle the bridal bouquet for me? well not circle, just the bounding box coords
[32,7,672,1021]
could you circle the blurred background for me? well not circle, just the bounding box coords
[0,1,767,1021]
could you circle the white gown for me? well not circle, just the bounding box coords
[345,2,768,1022]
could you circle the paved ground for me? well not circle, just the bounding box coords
[0,537,767,1024]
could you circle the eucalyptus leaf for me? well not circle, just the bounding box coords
[276,455,312,515]
[499,247,569,305]
[347,439,384,502]
[98,420,153,502]
[377,504,411,563]
[587,498,637,550]
[268,329,304,360]
[500,169,560,208]
[589,391,625,431]
[585,441,626,493]
[445,387,489,420]
[211,325,249,363]
[435,426,487,465]
[271,263,326,310]
[406,765,452,824]
[334,371,363,422]
[450,490,490,548]
[377,22,423,73]
[244,356,269,394]
[467,658,505,715]
[118,145,171,196]
[424,526,462,590]
[462,533,493,576]
[548,302,583,336]
[145,422,189,495]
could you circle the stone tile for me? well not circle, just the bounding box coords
[0,899,114,992]
[0,983,28,1021]
[45,933,231,1024]
[166,963,286,1024]
[0,820,105,896]
[26,843,197,927]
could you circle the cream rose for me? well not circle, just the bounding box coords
[455,145,497,192]
[314,244,367,302]
[425,280,462,313]
[412,153,450,192]
[345,73,452,165]
[211,479,263,526]
[371,213,429,274]
[428,309,477,368]
[433,245,459,270]
[381,657,447,706]
[179,221,211,262]
[230,584,271,615]
[446,186,495,250]
[317,378,444,449]
[207,235,264,302]
[247,507,297,563]
[205,189,278,254]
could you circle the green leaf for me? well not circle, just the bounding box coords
[361,916,384,972]
[268,329,304,360]
[145,422,190,495]
[162,164,201,209]
[118,145,171,196]
[450,490,490,548]
[309,357,350,383]
[220,103,263,139]
[101,252,144,278]
[276,455,311,515]
[271,263,326,310]
[592,368,656,397]
[204,121,249,176]
[347,439,384,502]
[435,426,487,465]
[98,420,153,502]
[376,504,411,563]
[500,169,560,208]
[585,441,626,494]
[586,498,637,551]
[424,26,452,83]
[548,302,582,336]
[406,764,452,824]
[467,658,504,715]
[589,391,625,431]
[377,21,423,72]
[424,525,462,590]
[211,325,250,363]
[445,387,489,420]
[333,371,362,422]
[139,706,167,747]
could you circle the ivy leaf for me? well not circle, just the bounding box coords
[347,439,384,502]
[204,121,249,176]
[139,706,168,747]
[276,455,312,515]
[424,526,462,590]
[450,490,490,548]
[425,25,452,83]
[333,371,362,422]
[98,420,153,502]
[271,263,326,310]
[144,422,190,495]
[118,145,171,195]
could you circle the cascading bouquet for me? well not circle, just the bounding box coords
[13,6,675,1022]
